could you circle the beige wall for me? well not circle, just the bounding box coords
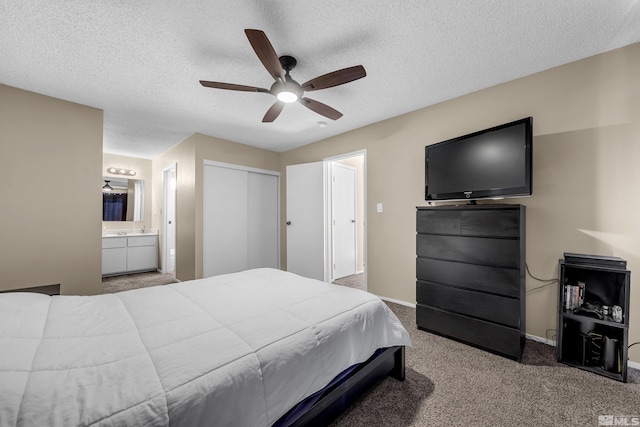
[151,133,280,281]
[102,153,153,230]
[279,42,640,362]
[0,84,103,295]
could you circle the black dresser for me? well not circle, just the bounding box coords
[416,204,526,361]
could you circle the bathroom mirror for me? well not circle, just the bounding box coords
[102,177,144,221]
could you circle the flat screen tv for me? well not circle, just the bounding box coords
[425,117,532,203]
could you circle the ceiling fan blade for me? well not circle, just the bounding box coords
[245,29,286,83]
[299,97,343,120]
[200,80,269,93]
[263,101,285,123]
[301,65,366,91]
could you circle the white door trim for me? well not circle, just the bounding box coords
[203,159,281,177]
[323,149,367,289]
[162,163,177,274]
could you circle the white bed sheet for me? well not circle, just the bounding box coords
[0,268,411,427]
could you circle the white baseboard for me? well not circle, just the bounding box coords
[525,333,557,347]
[377,295,416,308]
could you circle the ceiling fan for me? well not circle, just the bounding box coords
[199,29,366,123]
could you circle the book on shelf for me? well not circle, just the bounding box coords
[564,281,585,310]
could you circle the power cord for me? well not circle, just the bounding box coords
[526,263,557,282]
[525,263,558,293]
[629,342,640,349]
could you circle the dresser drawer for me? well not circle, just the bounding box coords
[417,281,520,327]
[417,210,460,235]
[416,304,522,359]
[416,258,520,297]
[417,207,522,238]
[417,234,520,268]
[460,209,521,237]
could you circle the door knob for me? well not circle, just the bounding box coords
[351,220,356,223]
[286,221,292,226]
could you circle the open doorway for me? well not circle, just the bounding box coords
[285,151,366,289]
[162,164,176,276]
[326,151,366,291]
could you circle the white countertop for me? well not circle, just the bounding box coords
[102,229,158,237]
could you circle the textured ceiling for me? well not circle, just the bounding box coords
[2,1,640,159]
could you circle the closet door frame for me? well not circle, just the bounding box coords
[203,160,281,277]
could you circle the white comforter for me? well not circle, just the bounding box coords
[0,268,411,427]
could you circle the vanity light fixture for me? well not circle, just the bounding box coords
[106,167,136,176]
[103,180,114,191]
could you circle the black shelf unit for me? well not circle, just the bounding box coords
[416,204,526,361]
[557,254,631,382]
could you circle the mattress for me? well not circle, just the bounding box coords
[0,268,411,426]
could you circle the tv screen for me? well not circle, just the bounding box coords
[425,117,532,202]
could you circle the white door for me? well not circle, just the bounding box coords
[286,162,325,281]
[203,162,280,278]
[332,164,356,279]
[203,165,248,277]
[247,172,279,269]
[163,164,176,274]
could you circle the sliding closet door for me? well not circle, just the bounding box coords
[203,162,279,278]
[247,172,279,269]
[203,165,248,277]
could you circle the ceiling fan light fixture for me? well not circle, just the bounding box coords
[275,81,302,103]
[277,90,298,103]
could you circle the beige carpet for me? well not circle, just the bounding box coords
[101,272,178,294]
[333,273,365,291]
[330,302,640,427]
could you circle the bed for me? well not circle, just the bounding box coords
[0,268,411,426]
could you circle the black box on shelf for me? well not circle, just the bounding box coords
[563,325,596,366]
[563,253,627,269]
[575,332,593,366]
[601,336,621,374]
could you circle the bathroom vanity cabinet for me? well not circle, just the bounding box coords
[102,234,158,276]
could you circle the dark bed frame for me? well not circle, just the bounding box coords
[286,345,406,427]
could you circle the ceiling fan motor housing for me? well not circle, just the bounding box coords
[279,55,297,72]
